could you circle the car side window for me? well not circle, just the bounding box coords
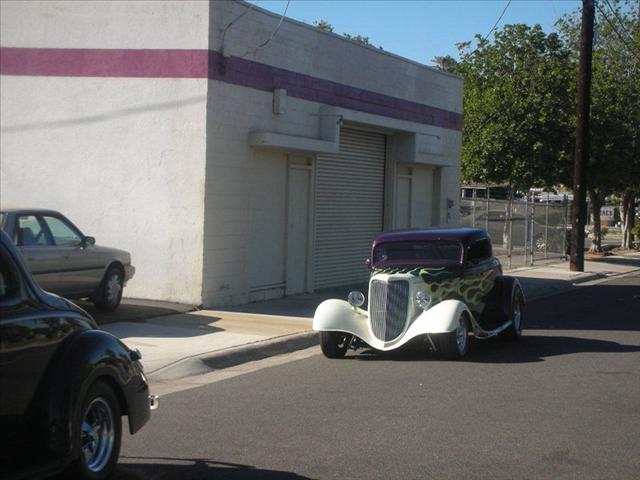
[467,239,492,264]
[16,215,51,247]
[43,216,83,247]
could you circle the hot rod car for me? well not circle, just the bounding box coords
[313,228,525,359]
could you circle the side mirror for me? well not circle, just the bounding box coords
[365,258,372,269]
[83,236,96,247]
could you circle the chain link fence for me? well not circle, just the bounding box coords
[460,196,571,269]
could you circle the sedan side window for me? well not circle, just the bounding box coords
[43,216,83,247]
[16,215,51,247]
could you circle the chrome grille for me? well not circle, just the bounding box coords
[370,279,410,341]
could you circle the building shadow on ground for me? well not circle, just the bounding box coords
[112,457,316,480]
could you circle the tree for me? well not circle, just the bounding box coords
[558,0,640,251]
[313,19,334,33]
[312,20,383,49]
[452,24,576,192]
[432,55,457,72]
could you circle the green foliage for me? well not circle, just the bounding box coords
[313,19,334,33]
[452,24,575,191]
[312,19,383,49]
[557,0,640,196]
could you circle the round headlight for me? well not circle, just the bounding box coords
[347,291,365,308]
[415,290,432,310]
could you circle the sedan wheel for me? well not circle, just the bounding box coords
[93,266,124,311]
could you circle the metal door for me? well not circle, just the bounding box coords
[314,127,386,289]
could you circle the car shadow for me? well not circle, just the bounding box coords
[342,334,640,364]
[81,298,196,326]
[112,457,316,480]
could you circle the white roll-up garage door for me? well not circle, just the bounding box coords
[314,127,386,289]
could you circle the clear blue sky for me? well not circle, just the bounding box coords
[248,0,582,66]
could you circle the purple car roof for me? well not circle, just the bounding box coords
[372,227,489,249]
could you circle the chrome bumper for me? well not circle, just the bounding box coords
[149,395,159,411]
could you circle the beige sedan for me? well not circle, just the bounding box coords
[0,208,135,311]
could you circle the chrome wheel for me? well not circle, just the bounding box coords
[513,299,522,333]
[455,319,468,353]
[81,398,115,474]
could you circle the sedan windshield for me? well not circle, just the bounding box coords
[373,240,463,267]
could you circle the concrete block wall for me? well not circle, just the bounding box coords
[0,1,210,304]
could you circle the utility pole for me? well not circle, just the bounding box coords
[570,0,595,272]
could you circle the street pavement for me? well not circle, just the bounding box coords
[112,271,640,480]
[96,252,640,388]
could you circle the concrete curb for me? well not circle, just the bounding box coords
[149,331,319,382]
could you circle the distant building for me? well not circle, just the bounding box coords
[1,1,463,306]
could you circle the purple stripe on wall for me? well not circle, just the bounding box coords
[0,47,461,131]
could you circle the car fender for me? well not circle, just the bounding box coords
[36,329,150,458]
[408,299,471,335]
[487,275,524,323]
[313,299,370,340]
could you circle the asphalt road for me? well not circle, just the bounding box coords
[115,273,640,480]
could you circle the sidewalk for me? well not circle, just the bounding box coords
[100,251,640,384]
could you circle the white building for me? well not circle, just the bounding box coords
[0,0,463,307]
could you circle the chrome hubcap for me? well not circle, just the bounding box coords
[456,320,467,353]
[513,300,522,333]
[81,398,114,473]
[106,273,122,304]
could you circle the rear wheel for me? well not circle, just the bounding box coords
[320,331,352,358]
[69,380,122,480]
[502,288,524,341]
[93,265,124,311]
[434,312,469,360]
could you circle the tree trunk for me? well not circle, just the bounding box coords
[620,191,635,249]
[588,189,603,253]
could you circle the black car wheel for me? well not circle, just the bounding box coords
[435,312,469,360]
[70,380,122,480]
[93,265,124,311]
[502,288,524,341]
[320,331,352,358]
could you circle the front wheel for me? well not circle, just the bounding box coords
[434,312,469,360]
[320,331,352,358]
[70,381,122,480]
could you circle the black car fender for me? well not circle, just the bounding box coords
[36,329,150,458]
[480,275,523,328]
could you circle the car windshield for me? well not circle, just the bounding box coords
[373,240,463,267]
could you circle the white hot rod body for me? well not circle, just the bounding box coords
[313,273,470,351]
[313,228,525,359]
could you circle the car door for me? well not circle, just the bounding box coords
[13,214,61,292]
[40,214,104,296]
[462,238,500,315]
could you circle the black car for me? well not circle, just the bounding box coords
[0,231,157,480]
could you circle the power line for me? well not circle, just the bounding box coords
[482,0,512,42]
[603,0,635,42]
[242,0,291,57]
[595,0,640,63]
